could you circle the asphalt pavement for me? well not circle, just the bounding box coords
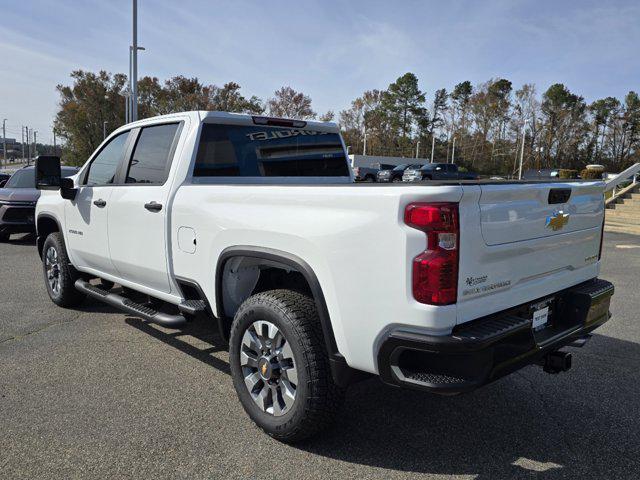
[1,232,639,479]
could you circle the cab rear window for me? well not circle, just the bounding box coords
[194,124,350,177]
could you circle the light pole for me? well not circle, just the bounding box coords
[518,121,527,180]
[33,130,38,159]
[430,135,435,163]
[362,132,368,156]
[2,118,6,167]
[415,140,421,159]
[128,45,145,123]
[451,137,456,164]
[25,127,30,164]
[103,121,108,140]
[131,0,139,121]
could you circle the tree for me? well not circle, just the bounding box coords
[267,86,316,119]
[541,83,588,168]
[54,70,127,165]
[590,97,620,162]
[380,73,427,140]
[55,70,265,164]
[319,110,335,122]
[209,82,263,114]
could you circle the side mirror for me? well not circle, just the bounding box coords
[60,177,77,200]
[35,155,62,190]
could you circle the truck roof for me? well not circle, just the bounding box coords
[112,110,340,135]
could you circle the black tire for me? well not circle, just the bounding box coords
[229,289,345,442]
[392,177,402,183]
[0,233,9,242]
[42,232,86,307]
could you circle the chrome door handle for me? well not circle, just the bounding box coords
[93,199,107,208]
[144,201,162,212]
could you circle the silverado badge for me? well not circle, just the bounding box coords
[546,211,570,231]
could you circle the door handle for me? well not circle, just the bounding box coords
[93,199,107,208]
[144,201,163,212]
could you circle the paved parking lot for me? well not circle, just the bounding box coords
[1,232,639,479]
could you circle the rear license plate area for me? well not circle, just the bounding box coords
[530,298,554,332]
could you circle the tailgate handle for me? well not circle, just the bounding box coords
[548,188,571,204]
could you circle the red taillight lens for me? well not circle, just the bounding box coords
[405,203,459,305]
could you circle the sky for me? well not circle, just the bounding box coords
[1,0,639,144]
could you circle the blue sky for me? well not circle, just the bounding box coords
[1,0,639,144]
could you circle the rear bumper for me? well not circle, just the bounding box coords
[377,278,614,394]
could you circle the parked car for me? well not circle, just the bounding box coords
[35,111,612,442]
[0,165,78,241]
[352,163,395,182]
[403,163,478,181]
[0,173,10,187]
[377,163,423,182]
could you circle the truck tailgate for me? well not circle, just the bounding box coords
[479,182,603,245]
[456,181,605,325]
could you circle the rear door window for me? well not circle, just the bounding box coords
[194,124,349,177]
[125,123,180,184]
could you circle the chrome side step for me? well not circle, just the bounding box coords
[74,279,187,328]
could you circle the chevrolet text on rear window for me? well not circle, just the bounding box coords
[194,123,350,177]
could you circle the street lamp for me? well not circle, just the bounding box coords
[451,137,457,164]
[32,130,38,163]
[129,45,145,122]
[103,121,108,140]
[2,118,7,167]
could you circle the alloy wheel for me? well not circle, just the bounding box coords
[240,320,298,416]
[45,246,61,295]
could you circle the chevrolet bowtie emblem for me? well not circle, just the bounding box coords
[261,362,268,376]
[546,211,570,231]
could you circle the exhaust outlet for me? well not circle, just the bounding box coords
[541,351,572,374]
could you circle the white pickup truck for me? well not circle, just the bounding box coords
[34,111,614,442]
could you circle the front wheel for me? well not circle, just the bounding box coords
[229,289,345,442]
[42,232,86,307]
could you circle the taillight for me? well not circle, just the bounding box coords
[405,202,459,305]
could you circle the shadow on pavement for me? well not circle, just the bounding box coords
[125,315,230,375]
[123,310,640,478]
[298,333,640,479]
[72,273,637,479]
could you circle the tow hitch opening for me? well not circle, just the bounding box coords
[539,350,572,374]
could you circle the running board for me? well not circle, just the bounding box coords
[74,279,187,328]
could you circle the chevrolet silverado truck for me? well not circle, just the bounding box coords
[34,111,613,442]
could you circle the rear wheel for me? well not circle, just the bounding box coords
[229,289,345,442]
[42,232,86,307]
